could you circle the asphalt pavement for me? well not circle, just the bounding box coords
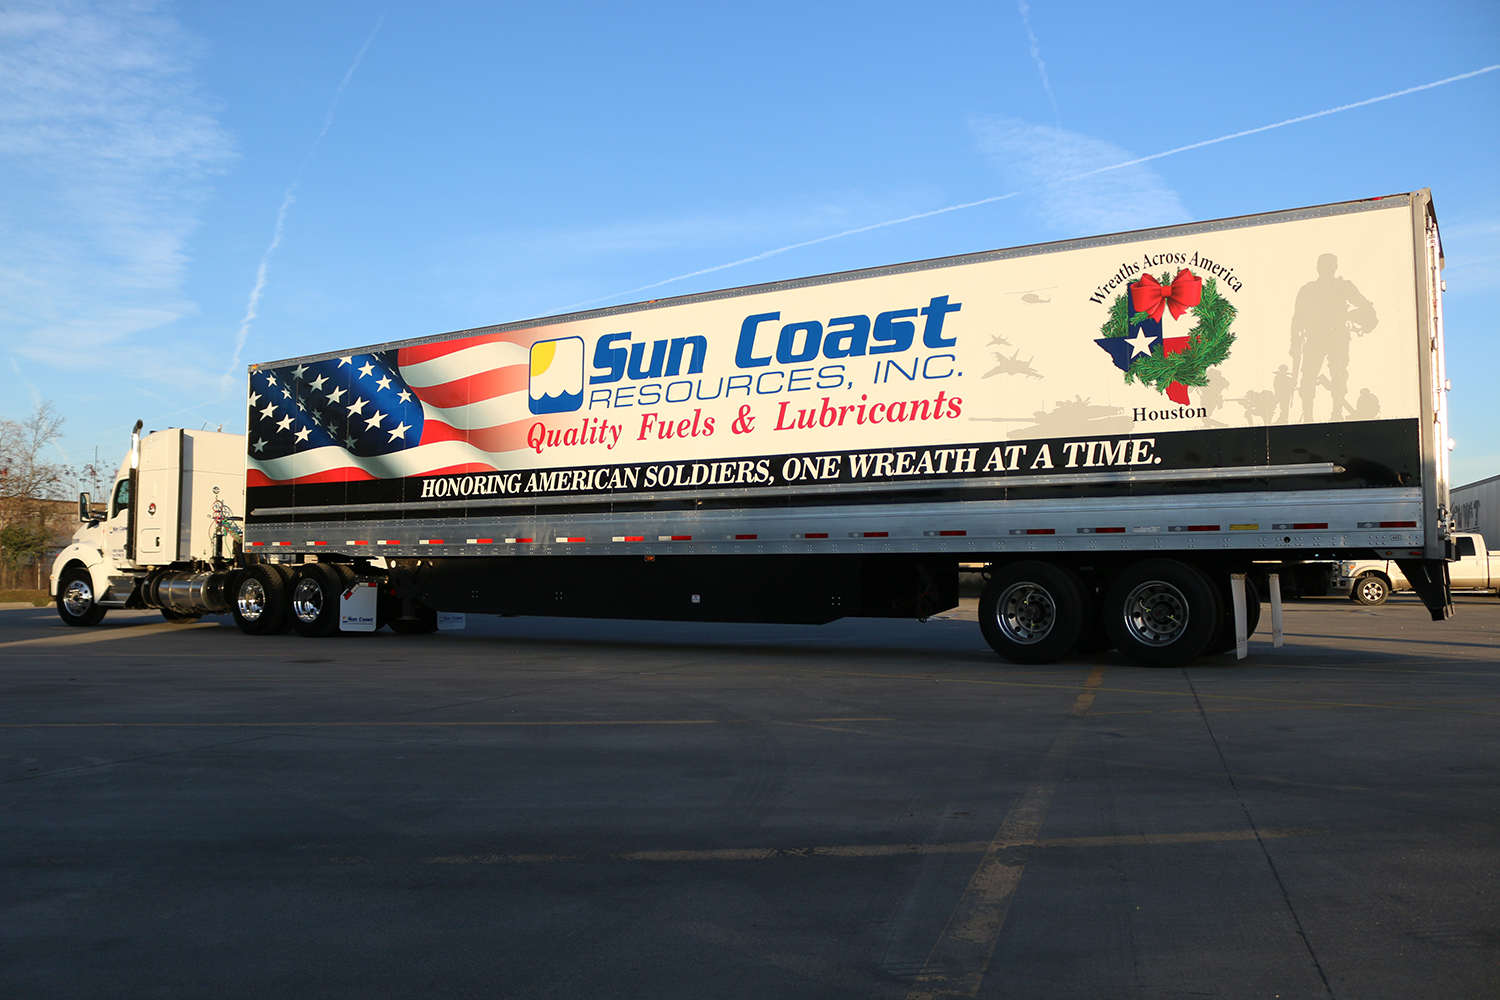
[2,594,1496,999]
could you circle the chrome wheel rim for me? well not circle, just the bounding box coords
[291,577,324,623]
[1357,579,1384,602]
[62,578,94,617]
[1122,581,1189,646]
[995,582,1056,644]
[237,578,267,621]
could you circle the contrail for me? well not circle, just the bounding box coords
[223,15,385,381]
[1016,1,1060,125]
[1068,62,1500,183]
[226,189,294,378]
[559,63,1499,315]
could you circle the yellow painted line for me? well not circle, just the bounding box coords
[0,622,219,649]
[420,828,1307,866]
[905,663,1104,1000]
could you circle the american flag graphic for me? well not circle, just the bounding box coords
[246,329,556,486]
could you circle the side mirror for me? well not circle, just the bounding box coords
[79,492,92,522]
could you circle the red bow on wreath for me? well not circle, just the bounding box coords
[1131,269,1203,322]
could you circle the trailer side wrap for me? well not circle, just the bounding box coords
[244,194,1441,565]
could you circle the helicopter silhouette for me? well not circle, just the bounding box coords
[981,350,1042,380]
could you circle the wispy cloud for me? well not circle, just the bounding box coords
[0,0,234,379]
[225,14,385,379]
[1016,1,1059,125]
[971,117,1189,234]
[1439,217,1500,293]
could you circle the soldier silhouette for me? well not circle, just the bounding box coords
[1271,364,1294,423]
[1290,253,1377,421]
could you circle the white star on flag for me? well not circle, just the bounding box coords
[1126,328,1158,357]
[294,426,311,443]
[275,414,293,432]
[364,411,386,430]
[358,362,375,377]
[347,397,368,416]
[259,402,277,420]
[387,421,411,442]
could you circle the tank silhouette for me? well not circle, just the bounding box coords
[973,395,1131,439]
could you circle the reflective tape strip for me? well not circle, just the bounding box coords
[307,540,328,546]
[850,531,888,538]
[1230,524,1259,531]
[248,541,265,547]
[349,540,370,546]
[658,535,692,541]
[1077,527,1125,534]
[418,538,445,544]
[612,536,646,542]
[376,540,401,546]
[556,537,585,543]
[1169,525,1220,532]
[507,537,534,543]
[271,541,292,547]
[1272,523,1328,530]
[1010,528,1055,535]
[466,538,493,544]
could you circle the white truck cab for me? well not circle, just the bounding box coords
[50,423,247,625]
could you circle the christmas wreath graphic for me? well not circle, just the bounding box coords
[1095,268,1236,406]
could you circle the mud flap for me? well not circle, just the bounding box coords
[1394,558,1453,621]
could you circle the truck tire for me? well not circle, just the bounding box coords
[289,563,344,638]
[231,564,292,635]
[1103,559,1222,668]
[57,567,107,627]
[1351,574,1390,606]
[1205,574,1261,655]
[977,561,1090,664]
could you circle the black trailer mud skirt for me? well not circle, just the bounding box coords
[401,554,958,625]
[1394,558,1454,621]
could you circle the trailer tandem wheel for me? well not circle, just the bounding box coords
[977,561,1091,664]
[1103,559,1222,667]
[1204,573,1261,655]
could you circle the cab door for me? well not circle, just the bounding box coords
[106,476,133,566]
[1449,536,1482,588]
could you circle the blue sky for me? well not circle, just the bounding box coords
[3,0,1498,487]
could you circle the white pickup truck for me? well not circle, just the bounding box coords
[1338,532,1498,605]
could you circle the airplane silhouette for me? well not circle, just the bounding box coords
[981,350,1042,380]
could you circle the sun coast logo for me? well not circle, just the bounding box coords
[1092,259,1238,407]
[529,336,584,414]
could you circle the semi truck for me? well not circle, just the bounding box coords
[50,190,1459,667]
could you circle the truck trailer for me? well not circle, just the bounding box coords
[51,190,1458,667]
